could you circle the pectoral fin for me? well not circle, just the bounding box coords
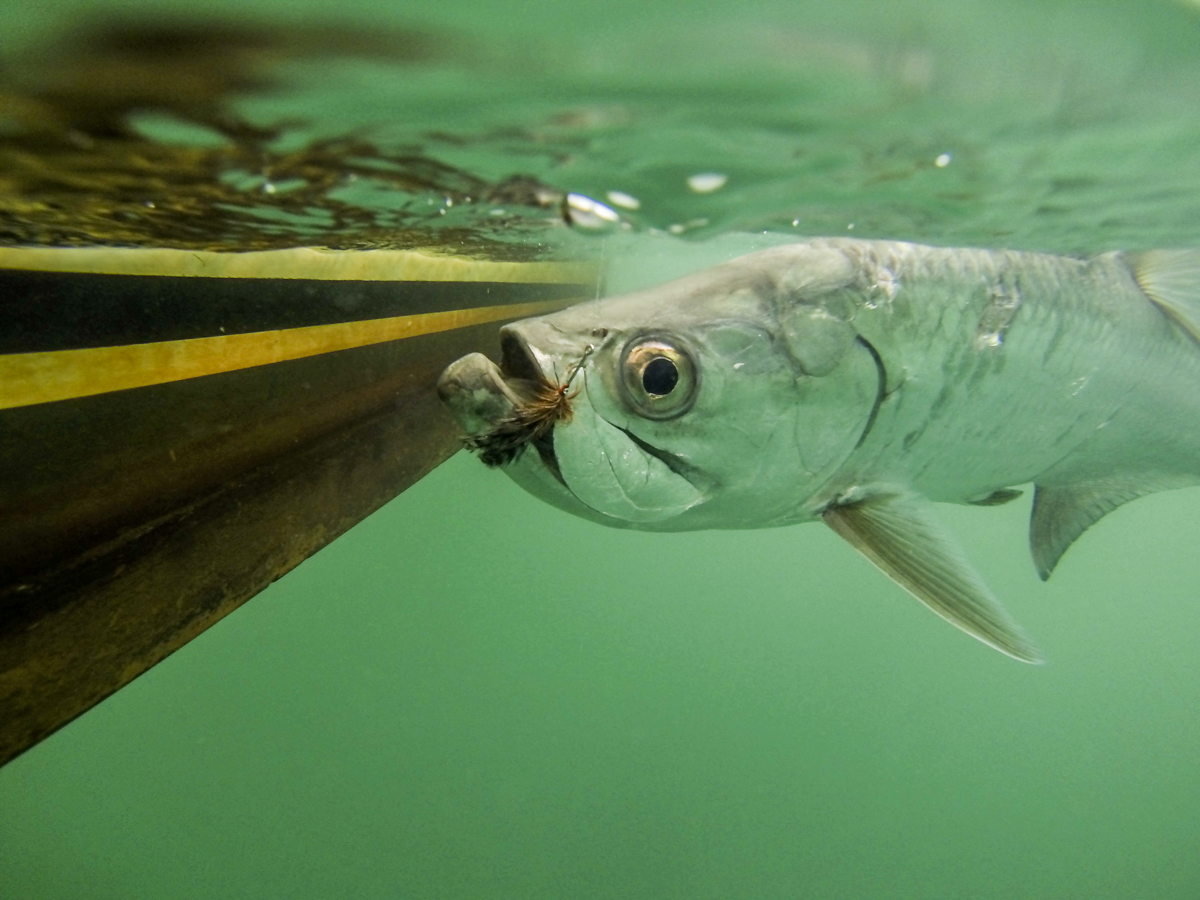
[824,493,1042,663]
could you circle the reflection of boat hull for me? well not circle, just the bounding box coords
[0,246,597,765]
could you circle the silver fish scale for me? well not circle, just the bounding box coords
[833,241,1195,500]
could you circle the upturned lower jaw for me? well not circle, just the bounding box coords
[437,350,576,469]
[436,353,520,437]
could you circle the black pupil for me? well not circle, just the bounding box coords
[642,356,679,395]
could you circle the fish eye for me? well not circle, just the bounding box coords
[642,357,678,395]
[620,335,698,419]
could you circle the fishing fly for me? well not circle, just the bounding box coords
[465,344,595,467]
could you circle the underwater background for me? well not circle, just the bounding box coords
[3,0,1200,896]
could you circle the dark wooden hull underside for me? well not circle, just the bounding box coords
[0,246,597,765]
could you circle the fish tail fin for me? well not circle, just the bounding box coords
[1131,249,1200,344]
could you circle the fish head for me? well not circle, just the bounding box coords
[438,242,884,530]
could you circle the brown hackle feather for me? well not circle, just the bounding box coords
[465,346,592,467]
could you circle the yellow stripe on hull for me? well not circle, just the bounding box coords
[0,245,598,284]
[0,299,570,410]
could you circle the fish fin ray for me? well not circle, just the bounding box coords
[1029,478,1179,580]
[824,493,1042,663]
[1132,249,1200,344]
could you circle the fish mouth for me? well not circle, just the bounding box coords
[498,328,700,487]
[439,324,709,527]
[436,352,519,435]
[498,328,546,384]
[436,325,573,474]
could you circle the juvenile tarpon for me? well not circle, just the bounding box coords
[437,239,1200,662]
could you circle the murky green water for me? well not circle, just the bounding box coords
[4,0,1200,897]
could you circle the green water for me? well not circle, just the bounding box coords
[4,0,1200,896]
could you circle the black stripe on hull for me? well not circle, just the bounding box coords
[0,269,589,353]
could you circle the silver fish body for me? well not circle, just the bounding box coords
[837,242,1200,502]
[438,239,1200,661]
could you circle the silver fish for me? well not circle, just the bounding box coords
[438,239,1200,662]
